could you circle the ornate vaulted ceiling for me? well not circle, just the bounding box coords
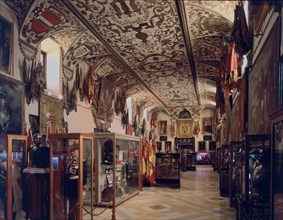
[4,0,238,117]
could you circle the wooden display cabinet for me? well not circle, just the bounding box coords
[269,108,283,220]
[155,152,180,187]
[236,134,271,220]
[214,147,221,172]
[0,134,28,220]
[228,141,242,207]
[48,133,94,220]
[94,132,140,207]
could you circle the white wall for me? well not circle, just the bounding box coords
[109,115,125,135]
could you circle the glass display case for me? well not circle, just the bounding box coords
[175,137,195,171]
[48,133,94,220]
[228,141,242,208]
[269,108,283,220]
[155,153,180,187]
[219,144,229,197]
[94,132,140,207]
[235,134,271,220]
[243,135,271,197]
[0,134,27,220]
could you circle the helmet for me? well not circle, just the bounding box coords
[33,133,42,146]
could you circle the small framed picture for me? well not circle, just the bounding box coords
[106,174,113,186]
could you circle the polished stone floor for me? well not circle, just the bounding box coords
[87,165,236,220]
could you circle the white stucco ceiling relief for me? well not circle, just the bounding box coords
[5,0,238,117]
[68,0,198,108]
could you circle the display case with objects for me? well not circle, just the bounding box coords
[243,135,271,197]
[235,134,271,220]
[219,144,229,197]
[0,135,28,220]
[228,141,242,207]
[48,133,94,220]
[213,147,221,172]
[175,137,195,171]
[93,132,140,207]
[155,152,180,187]
[269,108,283,220]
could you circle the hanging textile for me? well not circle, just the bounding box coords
[115,91,121,115]
[62,79,69,114]
[120,91,126,114]
[83,68,95,104]
[233,5,252,56]
[226,43,239,86]
[67,80,77,114]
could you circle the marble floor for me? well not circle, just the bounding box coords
[86,165,236,220]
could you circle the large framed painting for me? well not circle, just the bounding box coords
[39,94,63,134]
[0,75,24,134]
[248,18,280,134]
[158,120,167,135]
[270,108,283,220]
[29,114,39,135]
[0,16,12,74]
[202,118,212,133]
[177,119,192,138]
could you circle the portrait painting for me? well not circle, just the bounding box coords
[29,114,39,135]
[165,141,171,153]
[177,120,192,138]
[0,75,23,134]
[158,120,167,135]
[202,118,212,133]
[248,18,279,134]
[0,16,12,74]
[156,141,162,152]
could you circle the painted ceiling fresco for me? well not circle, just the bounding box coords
[4,0,238,116]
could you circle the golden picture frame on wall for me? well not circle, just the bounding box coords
[177,120,192,138]
[158,120,167,135]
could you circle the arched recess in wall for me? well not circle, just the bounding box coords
[178,109,192,119]
[176,109,193,138]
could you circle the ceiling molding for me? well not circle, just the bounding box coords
[175,0,201,106]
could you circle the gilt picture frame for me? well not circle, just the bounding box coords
[177,120,193,138]
[158,120,167,135]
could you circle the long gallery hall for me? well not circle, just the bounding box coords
[0,1,282,220]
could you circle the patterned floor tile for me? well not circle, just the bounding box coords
[83,165,236,219]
